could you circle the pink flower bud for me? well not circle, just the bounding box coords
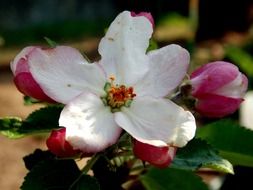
[131,11,154,28]
[10,46,54,102]
[133,140,177,168]
[46,128,80,157]
[190,61,248,118]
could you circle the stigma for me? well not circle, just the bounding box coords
[102,76,136,112]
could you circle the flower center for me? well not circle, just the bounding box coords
[102,76,136,112]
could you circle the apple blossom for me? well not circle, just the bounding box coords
[133,139,177,168]
[46,128,81,157]
[11,11,196,154]
[240,91,253,130]
[10,47,54,102]
[190,61,248,118]
[131,12,154,28]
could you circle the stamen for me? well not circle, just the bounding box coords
[103,76,136,111]
[109,75,115,82]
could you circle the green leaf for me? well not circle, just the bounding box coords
[44,37,57,48]
[171,138,234,174]
[0,105,63,138]
[225,46,253,77]
[140,167,209,190]
[23,149,55,171]
[147,38,158,52]
[24,105,63,131]
[92,156,130,190]
[23,96,42,105]
[0,117,23,138]
[197,119,253,167]
[70,175,100,190]
[0,117,22,128]
[21,159,80,190]
[155,13,192,42]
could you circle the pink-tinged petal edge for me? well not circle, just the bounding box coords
[242,73,249,93]
[190,61,239,96]
[133,139,177,168]
[46,128,81,158]
[11,46,36,74]
[14,57,30,74]
[131,11,155,28]
[11,46,54,102]
[14,72,55,102]
[195,93,243,118]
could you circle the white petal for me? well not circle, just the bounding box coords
[29,46,106,104]
[240,91,253,130]
[10,46,35,73]
[214,73,246,98]
[115,96,196,147]
[98,11,152,85]
[134,44,190,97]
[167,110,196,147]
[59,91,122,153]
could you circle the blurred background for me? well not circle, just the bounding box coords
[1,0,253,189]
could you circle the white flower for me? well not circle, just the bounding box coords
[25,11,196,153]
[240,91,253,130]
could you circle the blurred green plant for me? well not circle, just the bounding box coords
[0,20,108,46]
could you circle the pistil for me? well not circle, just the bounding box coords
[102,76,136,112]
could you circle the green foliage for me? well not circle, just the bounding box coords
[44,37,57,48]
[21,159,81,190]
[1,20,108,46]
[0,105,62,138]
[24,105,62,130]
[155,12,193,42]
[107,133,134,168]
[147,38,158,52]
[171,138,234,174]
[22,149,99,190]
[157,13,190,28]
[225,46,253,77]
[92,156,130,190]
[140,167,209,190]
[0,117,23,138]
[69,175,100,190]
[23,96,42,105]
[23,149,55,171]
[197,119,253,167]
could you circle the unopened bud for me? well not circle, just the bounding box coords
[11,46,54,102]
[46,128,80,157]
[133,140,177,168]
[190,61,248,118]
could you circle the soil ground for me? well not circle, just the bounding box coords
[0,70,46,190]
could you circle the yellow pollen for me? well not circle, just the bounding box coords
[104,76,136,109]
[109,75,115,82]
